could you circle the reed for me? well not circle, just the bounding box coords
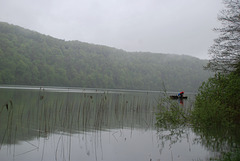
[1,90,156,135]
[0,88,158,161]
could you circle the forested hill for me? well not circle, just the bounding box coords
[0,22,211,92]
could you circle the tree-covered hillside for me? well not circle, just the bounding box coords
[0,22,211,92]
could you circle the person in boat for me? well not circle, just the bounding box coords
[178,91,184,98]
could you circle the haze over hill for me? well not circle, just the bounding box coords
[0,22,211,92]
[0,0,222,59]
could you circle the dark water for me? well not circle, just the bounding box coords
[0,86,238,161]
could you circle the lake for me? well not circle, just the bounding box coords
[0,86,238,161]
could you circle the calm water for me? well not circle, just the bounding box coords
[0,86,238,161]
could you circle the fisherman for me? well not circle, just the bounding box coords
[178,91,184,98]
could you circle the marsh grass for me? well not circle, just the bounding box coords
[0,88,161,161]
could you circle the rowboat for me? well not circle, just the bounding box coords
[170,95,188,99]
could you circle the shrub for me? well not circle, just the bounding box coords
[155,92,191,128]
[192,73,240,128]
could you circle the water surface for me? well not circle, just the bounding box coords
[0,86,236,161]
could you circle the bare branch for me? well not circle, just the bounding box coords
[207,0,240,73]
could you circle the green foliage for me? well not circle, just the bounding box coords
[155,92,192,128]
[210,150,240,161]
[0,22,211,91]
[192,73,240,127]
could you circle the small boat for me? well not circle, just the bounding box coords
[170,95,188,99]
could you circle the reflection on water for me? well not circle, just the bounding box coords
[0,86,239,161]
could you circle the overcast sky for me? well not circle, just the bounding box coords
[0,0,224,59]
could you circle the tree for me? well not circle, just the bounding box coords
[0,22,210,91]
[207,0,240,73]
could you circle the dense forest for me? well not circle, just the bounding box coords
[0,22,211,92]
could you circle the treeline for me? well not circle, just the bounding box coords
[0,22,211,91]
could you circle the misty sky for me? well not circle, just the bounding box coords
[0,0,223,59]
